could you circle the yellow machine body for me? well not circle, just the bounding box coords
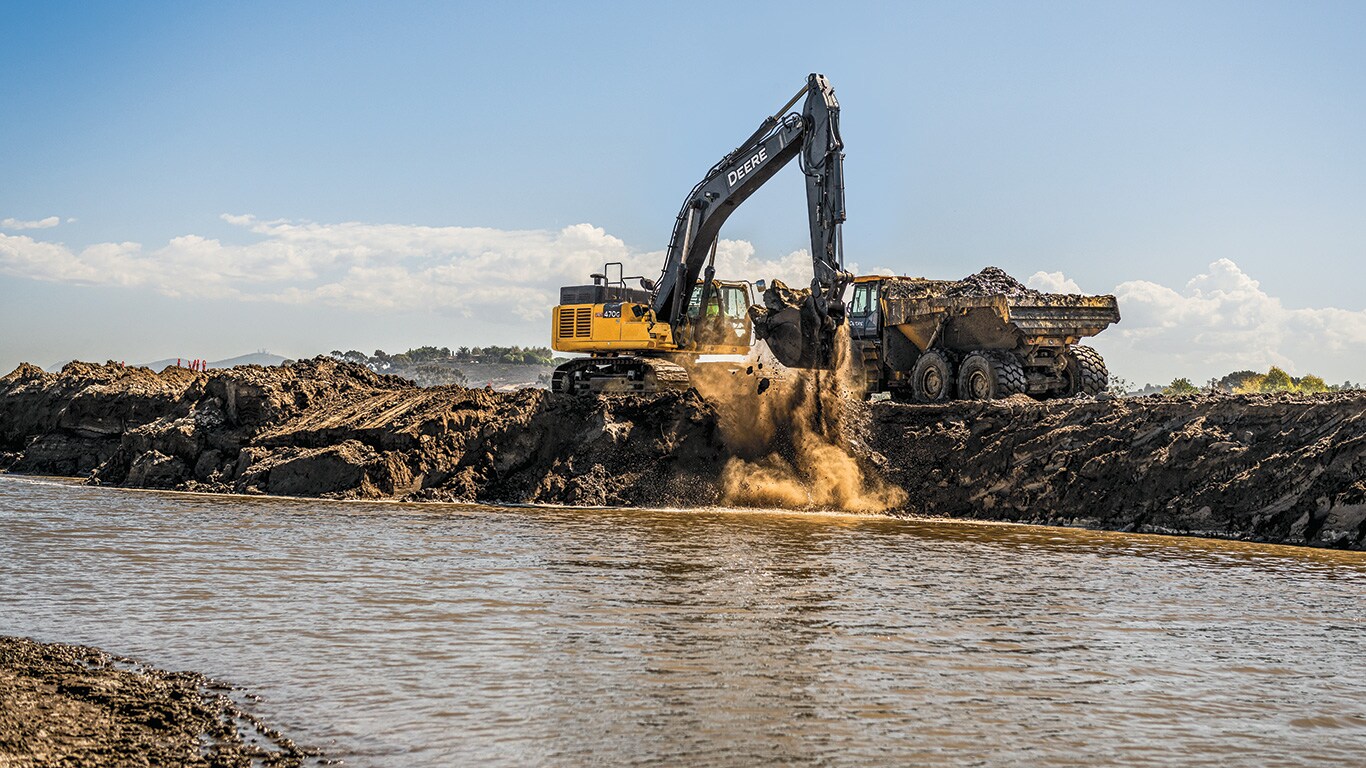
[552,280,754,358]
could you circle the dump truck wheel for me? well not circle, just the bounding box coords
[958,352,1026,400]
[1064,345,1108,396]
[912,350,954,403]
[857,342,881,396]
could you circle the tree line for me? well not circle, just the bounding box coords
[329,345,557,368]
[1157,366,1359,396]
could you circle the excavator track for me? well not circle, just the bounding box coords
[551,356,690,396]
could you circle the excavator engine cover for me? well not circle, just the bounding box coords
[751,281,838,369]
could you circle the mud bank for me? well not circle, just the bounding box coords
[868,394,1366,550]
[0,635,311,767]
[0,359,729,507]
[2,360,1363,549]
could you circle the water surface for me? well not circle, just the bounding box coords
[1,475,1363,766]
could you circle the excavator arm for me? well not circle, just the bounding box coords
[648,73,852,367]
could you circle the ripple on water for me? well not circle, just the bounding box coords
[1,474,1364,766]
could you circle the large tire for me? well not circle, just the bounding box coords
[857,342,881,396]
[1064,345,1108,396]
[958,351,1026,400]
[911,350,955,403]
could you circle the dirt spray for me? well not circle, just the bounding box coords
[688,328,907,513]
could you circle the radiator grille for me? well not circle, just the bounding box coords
[559,306,594,338]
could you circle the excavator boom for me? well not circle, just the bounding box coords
[549,73,852,394]
[651,73,851,365]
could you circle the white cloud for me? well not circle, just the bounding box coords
[5,216,1360,383]
[1026,270,1081,294]
[1,216,61,230]
[0,215,655,322]
[659,238,874,290]
[0,215,873,325]
[1044,258,1366,384]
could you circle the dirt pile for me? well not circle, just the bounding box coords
[867,392,1366,549]
[0,358,730,507]
[0,635,312,767]
[944,266,1039,298]
[0,361,205,477]
[3,359,1363,549]
[882,265,1049,300]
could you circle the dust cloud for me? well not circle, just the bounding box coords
[688,329,908,514]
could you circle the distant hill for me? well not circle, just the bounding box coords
[208,352,290,368]
[139,352,290,372]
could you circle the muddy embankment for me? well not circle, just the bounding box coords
[1,359,1363,550]
[0,635,312,767]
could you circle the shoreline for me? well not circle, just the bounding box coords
[0,635,314,767]
[2,359,1363,551]
[4,470,1363,558]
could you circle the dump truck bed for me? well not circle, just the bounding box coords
[882,289,1120,352]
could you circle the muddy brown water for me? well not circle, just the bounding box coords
[1,475,1363,767]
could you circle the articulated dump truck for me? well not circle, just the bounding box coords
[843,267,1120,402]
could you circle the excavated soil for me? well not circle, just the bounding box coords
[0,635,312,767]
[882,265,1045,300]
[0,358,727,508]
[2,359,1363,549]
[866,394,1366,550]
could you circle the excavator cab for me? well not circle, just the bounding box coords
[685,281,753,349]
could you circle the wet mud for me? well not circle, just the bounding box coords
[0,635,313,767]
[870,393,1366,550]
[2,359,1363,549]
[0,359,728,508]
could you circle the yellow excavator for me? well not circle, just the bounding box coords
[550,73,852,395]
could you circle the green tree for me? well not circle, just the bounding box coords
[1217,370,1261,393]
[1296,374,1328,393]
[1164,377,1198,395]
[1261,366,1293,392]
[403,346,451,363]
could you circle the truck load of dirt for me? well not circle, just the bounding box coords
[882,265,1045,300]
[0,635,313,767]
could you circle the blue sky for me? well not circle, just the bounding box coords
[2,1,1364,384]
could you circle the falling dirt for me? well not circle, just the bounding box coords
[687,332,907,513]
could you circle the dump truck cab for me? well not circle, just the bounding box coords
[848,276,885,341]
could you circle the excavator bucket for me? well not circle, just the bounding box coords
[750,281,838,369]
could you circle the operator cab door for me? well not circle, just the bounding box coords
[848,282,881,340]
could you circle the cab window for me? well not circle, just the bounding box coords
[687,285,749,321]
[851,284,872,315]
